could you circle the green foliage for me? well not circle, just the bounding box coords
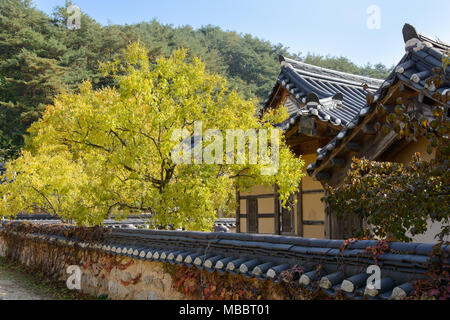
[326,155,450,242]
[443,50,449,73]
[0,43,304,229]
[376,102,449,163]
[0,0,67,160]
[0,0,392,162]
[328,55,450,242]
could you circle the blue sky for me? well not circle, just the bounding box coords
[32,0,450,67]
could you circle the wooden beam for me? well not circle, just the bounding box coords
[364,130,399,160]
[297,186,303,237]
[266,85,287,112]
[274,185,280,235]
[327,130,399,187]
[345,142,363,152]
[286,135,316,148]
[330,158,346,167]
[379,136,419,162]
[303,220,325,226]
[395,80,443,107]
[257,214,275,218]
[316,120,342,135]
[362,124,377,135]
[327,166,350,189]
[240,194,274,200]
[302,189,325,194]
[284,122,300,140]
[324,190,331,239]
[316,171,331,181]
[381,82,403,104]
[236,188,240,233]
[265,84,281,110]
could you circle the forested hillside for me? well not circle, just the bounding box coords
[0,0,393,161]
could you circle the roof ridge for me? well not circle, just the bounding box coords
[279,55,385,86]
[418,34,450,53]
[403,23,450,51]
[285,64,382,91]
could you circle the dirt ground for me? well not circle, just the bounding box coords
[0,264,54,300]
[0,256,102,300]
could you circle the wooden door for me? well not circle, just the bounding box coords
[247,198,258,234]
[280,196,295,235]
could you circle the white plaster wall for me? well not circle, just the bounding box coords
[409,220,449,244]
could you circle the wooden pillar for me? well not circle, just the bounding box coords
[236,188,241,233]
[297,182,303,237]
[324,190,331,239]
[274,185,280,235]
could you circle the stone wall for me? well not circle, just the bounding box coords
[0,221,439,300]
[0,224,293,300]
[0,231,184,300]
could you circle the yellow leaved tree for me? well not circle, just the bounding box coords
[0,43,304,230]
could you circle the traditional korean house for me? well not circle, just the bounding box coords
[237,53,384,238]
[237,24,449,243]
[307,24,450,242]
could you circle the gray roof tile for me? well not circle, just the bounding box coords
[270,56,383,131]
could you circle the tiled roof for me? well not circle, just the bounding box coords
[214,218,236,229]
[3,221,443,300]
[398,24,450,94]
[307,24,450,176]
[2,215,236,230]
[267,56,383,131]
[1,217,150,229]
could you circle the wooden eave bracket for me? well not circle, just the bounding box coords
[311,82,404,179]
